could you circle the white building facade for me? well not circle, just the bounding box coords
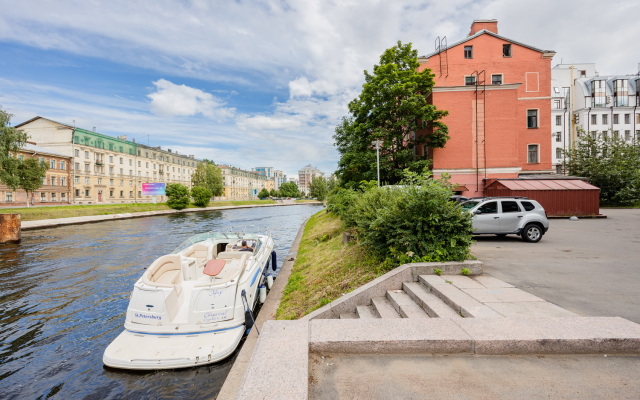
[551,64,640,173]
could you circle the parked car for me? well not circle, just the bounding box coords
[450,195,469,203]
[460,197,549,242]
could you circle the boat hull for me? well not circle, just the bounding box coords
[103,325,245,370]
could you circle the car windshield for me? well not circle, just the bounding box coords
[460,200,481,211]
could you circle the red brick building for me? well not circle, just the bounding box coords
[418,20,556,196]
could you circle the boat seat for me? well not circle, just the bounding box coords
[204,259,226,276]
[217,251,249,259]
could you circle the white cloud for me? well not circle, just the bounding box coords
[147,79,235,119]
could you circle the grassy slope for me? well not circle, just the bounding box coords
[0,200,276,221]
[276,210,393,320]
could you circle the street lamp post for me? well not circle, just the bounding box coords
[373,140,382,187]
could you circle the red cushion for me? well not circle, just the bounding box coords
[204,259,226,276]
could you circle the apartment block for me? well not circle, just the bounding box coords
[16,117,199,204]
[418,19,556,196]
[219,165,268,200]
[298,164,323,195]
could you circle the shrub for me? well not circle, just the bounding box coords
[191,185,212,207]
[166,183,190,210]
[348,170,473,263]
[258,188,270,200]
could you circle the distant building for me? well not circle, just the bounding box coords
[298,164,323,195]
[418,19,556,196]
[0,143,73,207]
[551,64,640,172]
[220,165,268,200]
[252,167,286,189]
[16,117,200,204]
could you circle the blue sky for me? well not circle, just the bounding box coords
[1,0,638,178]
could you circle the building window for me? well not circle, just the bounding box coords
[6,192,13,202]
[553,99,562,109]
[579,70,587,77]
[109,155,113,163]
[75,149,80,157]
[602,114,608,124]
[527,110,538,128]
[85,177,90,184]
[555,116,562,126]
[464,45,473,59]
[60,161,66,170]
[592,80,606,107]
[613,114,619,124]
[85,189,90,197]
[625,130,631,141]
[120,191,124,198]
[51,193,57,202]
[119,157,123,164]
[85,151,89,159]
[97,178,102,185]
[50,176,56,185]
[624,114,630,124]
[41,192,46,201]
[110,179,114,186]
[591,114,597,125]
[491,74,502,85]
[74,176,79,184]
[61,177,66,186]
[614,79,628,106]
[527,144,539,163]
[503,44,512,57]
[555,132,562,142]
[129,191,133,198]
[49,159,55,168]
[465,76,476,86]
[61,193,66,201]
[556,148,563,159]
[75,189,80,197]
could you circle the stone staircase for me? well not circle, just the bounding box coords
[337,274,577,320]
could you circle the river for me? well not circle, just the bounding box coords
[0,204,323,399]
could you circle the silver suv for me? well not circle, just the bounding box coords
[460,197,549,242]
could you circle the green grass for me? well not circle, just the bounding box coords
[0,200,277,221]
[275,210,394,320]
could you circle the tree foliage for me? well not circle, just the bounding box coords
[190,185,212,207]
[334,41,449,187]
[1,108,49,204]
[191,160,223,197]
[309,176,329,201]
[327,170,472,264]
[258,188,270,199]
[278,181,300,198]
[562,134,640,206]
[166,183,190,210]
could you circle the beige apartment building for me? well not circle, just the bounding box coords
[219,165,268,200]
[298,164,324,195]
[17,117,199,204]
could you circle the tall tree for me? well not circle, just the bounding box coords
[563,133,640,206]
[1,108,49,206]
[334,41,448,187]
[309,176,328,201]
[191,160,223,196]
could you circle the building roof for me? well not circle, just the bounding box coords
[488,179,599,191]
[420,29,555,60]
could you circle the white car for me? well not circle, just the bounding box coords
[461,197,549,242]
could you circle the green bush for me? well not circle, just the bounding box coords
[258,188,270,200]
[191,185,212,207]
[166,183,190,210]
[329,170,473,264]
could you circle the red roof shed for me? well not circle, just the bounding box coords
[484,179,601,216]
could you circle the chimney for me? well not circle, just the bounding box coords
[469,19,498,36]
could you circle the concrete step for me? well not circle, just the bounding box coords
[418,275,503,318]
[386,290,430,319]
[339,312,357,319]
[403,282,462,318]
[371,296,401,318]
[356,305,378,319]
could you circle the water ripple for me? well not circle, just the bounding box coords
[0,204,321,399]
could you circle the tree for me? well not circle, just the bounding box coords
[309,176,328,201]
[191,160,223,197]
[258,188,270,199]
[166,183,190,210]
[278,182,300,198]
[334,41,449,187]
[191,185,212,207]
[269,188,278,197]
[1,108,49,206]
[563,133,640,206]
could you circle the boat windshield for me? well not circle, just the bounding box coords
[172,232,263,254]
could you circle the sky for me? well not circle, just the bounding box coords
[1,0,638,179]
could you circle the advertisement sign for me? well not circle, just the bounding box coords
[142,183,166,196]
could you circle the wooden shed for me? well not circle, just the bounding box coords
[484,179,601,217]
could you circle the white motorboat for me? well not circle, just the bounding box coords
[103,232,276,370]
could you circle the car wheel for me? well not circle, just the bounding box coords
[521,223,542,243]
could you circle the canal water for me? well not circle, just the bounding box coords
[0,204,322,399]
